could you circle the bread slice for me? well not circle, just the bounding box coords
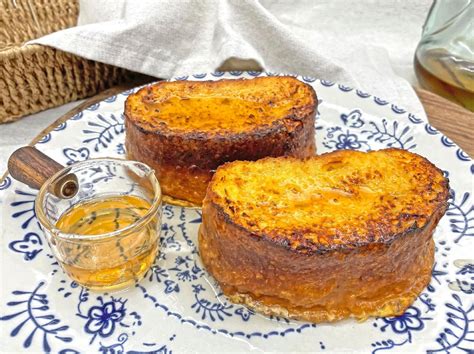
[199,148,449,322]
[125,76,317,206]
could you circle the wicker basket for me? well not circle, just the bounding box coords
[0,0,137,123]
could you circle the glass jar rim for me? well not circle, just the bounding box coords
[35,157,162,241]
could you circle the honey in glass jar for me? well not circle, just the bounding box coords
[35,159,162,291]
[414,0,474,111]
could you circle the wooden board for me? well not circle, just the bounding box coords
[414,88,473,156]
[16,82,474,158]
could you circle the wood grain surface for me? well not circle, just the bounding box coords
[27,82,471,155]
[414,88,473,156]
[7,146,79,198]
[7,146,65,191]
[5,80,474,185]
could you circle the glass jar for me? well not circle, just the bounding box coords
[414,0,473,111]
[35,158,162,291]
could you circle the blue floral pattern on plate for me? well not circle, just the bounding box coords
[0,72,472,352]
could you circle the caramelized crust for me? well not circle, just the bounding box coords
[199,149,449,322]
[125,77,317,205]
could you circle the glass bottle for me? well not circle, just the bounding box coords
[414,0,474,111]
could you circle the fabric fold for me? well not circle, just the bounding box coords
[29,0,431,118]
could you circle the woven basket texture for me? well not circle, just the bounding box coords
[0,0,135,123]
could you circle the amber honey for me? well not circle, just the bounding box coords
[415,49,474,111]
[55,195,159,291]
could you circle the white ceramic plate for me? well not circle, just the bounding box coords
[1,72,472,353]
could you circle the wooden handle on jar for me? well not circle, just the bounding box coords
[8,146,78,198]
